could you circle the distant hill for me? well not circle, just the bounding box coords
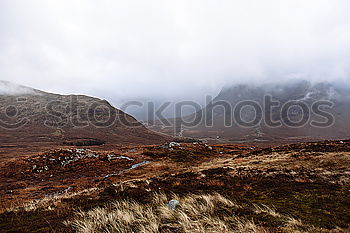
[151,80,350,144]
[0,81,168,160]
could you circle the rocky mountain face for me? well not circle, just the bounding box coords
[0,81,167,160]
[153,80,350,143]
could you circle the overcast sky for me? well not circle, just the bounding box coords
[1,0,350,105]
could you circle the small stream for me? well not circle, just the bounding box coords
[103,160,151,179]
[50,160,152,197]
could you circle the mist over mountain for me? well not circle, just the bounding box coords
[117,97,205,122]
[0,80,42,96]
[1,1,350,104]
[216,79,350,105]
[150,80,350,143]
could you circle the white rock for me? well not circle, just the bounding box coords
[169,142,181,148]
[167,200,180,210]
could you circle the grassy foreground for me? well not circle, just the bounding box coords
[66,193,327,233]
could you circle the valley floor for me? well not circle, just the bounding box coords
[1,140,350,232]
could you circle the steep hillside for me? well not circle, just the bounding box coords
[0,81,169,161]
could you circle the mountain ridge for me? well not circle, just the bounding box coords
[150,80,350,144]
[0,81,169,162]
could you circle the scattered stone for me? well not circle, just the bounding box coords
[30,149,104,171]
[59,150,99,167]
[161,142,181,150]
[169,142,181,148]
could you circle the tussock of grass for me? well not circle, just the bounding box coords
[66,193,321,233]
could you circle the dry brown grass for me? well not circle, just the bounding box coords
[1,187,99,214]
[65,193,323,233]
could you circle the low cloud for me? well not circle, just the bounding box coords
[0,0,349,103]
[0,81,39,96]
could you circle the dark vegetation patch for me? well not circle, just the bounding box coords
[172,137,202,143]
[63,138,105,146]
[143,147,215,164]
[0,208,70,233]
[249,140,350,157]
[163,149,213,163]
